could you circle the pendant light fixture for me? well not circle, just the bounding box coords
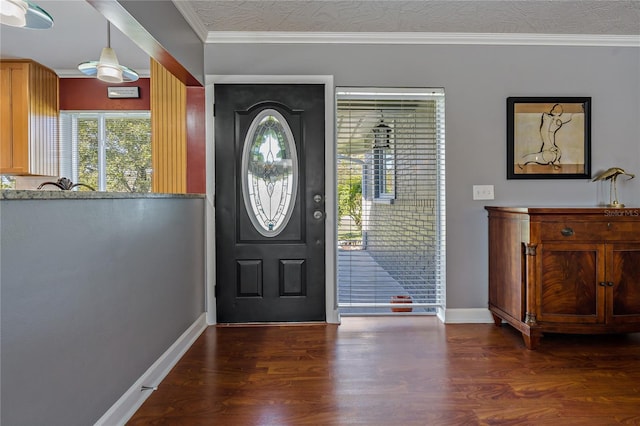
[0,0,53,29]
[78,21,139,83]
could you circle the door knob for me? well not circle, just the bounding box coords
[313,210,324,219]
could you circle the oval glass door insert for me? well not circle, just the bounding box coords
[241,109,298,237]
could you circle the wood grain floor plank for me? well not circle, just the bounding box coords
[128,317,640,425]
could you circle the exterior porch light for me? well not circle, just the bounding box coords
[372,119,391,149]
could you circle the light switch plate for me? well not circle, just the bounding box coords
[473,185,494,200]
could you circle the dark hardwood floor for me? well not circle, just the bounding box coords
[128,317,640,425]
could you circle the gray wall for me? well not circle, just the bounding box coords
[113,0,205,84]
[0,197,205,425]
[205,43,640,310]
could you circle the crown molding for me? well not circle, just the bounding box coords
[205,31,640,47]
[172,0,209,42]
[170,0,639,47]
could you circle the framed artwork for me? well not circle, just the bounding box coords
[507,97,591,179]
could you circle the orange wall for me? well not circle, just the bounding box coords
[186,87,205,194]
[59,78,150,110]
[59,77,205,193]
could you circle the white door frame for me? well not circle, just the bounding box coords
[204,75,339,325]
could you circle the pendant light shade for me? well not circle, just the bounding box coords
[0,0,53,29]
[78,22,139,83]
[97,47,123,83]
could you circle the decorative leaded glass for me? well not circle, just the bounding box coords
[241,109,298,237]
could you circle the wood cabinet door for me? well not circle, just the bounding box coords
[607,243,640,324]
[0,62,29,174]
[537,242,605,324]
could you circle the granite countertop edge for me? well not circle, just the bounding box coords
[1,190,205,200]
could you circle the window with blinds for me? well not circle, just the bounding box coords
[60,112,152,192]
[336,88,446,315]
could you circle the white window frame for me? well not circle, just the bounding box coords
[60,111,151,191]
[335,87,446,315]
[373,146,395,203]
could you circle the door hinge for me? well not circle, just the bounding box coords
[212,103,216,117]
[214,285,219,297]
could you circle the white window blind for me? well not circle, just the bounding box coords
[336,88,446,314]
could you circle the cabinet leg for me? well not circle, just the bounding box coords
[522,332,541,350]
[491,313,503,327]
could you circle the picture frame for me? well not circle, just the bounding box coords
[507,97,591,179]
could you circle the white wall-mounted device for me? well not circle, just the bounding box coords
[107,86,140,99]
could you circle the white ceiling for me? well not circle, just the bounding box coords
[184,0,640,35]
[1,0,638,77]
[0,0,150,76]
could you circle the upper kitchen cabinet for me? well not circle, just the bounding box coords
[1,60,59,175]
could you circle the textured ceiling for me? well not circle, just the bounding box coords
[184,0,640,35]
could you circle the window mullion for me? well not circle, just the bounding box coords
[98,114,107,191]
[71,114,78,183]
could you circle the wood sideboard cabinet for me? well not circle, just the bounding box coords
[486,206,640,349]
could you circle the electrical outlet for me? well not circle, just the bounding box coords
[473,185,494,200]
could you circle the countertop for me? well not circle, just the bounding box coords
[0,190,205,200]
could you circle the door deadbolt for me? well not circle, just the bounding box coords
[313,194,323,203]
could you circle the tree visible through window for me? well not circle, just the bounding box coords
[61,112,151,192]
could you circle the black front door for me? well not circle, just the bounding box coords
[215,84,326,323]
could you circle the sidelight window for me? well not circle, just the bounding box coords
[336,87,446,315]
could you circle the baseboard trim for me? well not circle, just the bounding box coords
[441,308,494,324]
[94,313,208,426]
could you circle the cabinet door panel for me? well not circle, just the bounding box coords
[608,243,640,323]
[0,63,29,174]
[0,60,57,175]
[538,243,605,323]
[488,215,526,321]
